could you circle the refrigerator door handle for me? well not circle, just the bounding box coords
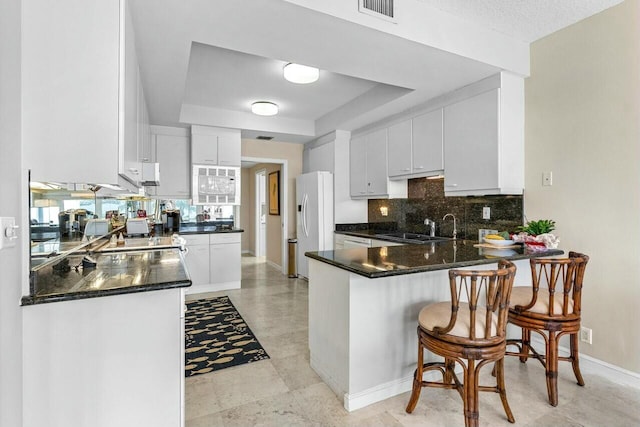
[302,194,309,237]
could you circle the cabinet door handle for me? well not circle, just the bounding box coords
[128,168,139,174]
[446,183,458,187]
[414,166,424,169]
[204,159,215,163]
[141,158,149,162]
[402,168,410,171]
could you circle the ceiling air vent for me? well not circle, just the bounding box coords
[359,0,395,22]
[256,135,274,141]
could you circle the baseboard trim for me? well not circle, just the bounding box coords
[266,260,282,272]
[528,335,640,389]
[309,356,346,399]
[344,375,414,412]
[184,281,240,295]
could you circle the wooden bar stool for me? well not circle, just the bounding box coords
[506,251,589,406]
[406,260,517,427]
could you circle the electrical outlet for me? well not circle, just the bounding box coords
[482,207,490,220]
[0,217,18,250]
[580,327,592,344]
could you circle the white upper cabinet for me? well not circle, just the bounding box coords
[349,135,368,197]
[191,125,241,166]
[387,109,444,179]
[387,120,412,177]
[366,129,389,196]
[152,127,191,198]
[119,1,142,184]
[412,109,443,175]
[23,0,148,188]
[443,73,524,196]
[350,128,407,199]
[216,129,242,166]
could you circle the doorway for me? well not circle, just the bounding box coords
[241,156,289,275]
[254,169,266,260]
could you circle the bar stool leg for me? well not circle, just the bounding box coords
[520,328,531,363]
[463,360,479,427]
[443,358,455,384]
[406,340,424,413]
[570,333,585,386]
[495,357,515,423]
[546,331,559,406]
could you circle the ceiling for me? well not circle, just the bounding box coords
[129,0,623,144]
[416,0,624,42]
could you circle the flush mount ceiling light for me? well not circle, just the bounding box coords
[283,63,319,84]
[251,101,278,116]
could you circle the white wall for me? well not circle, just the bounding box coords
[525,0,640,372]
[304,131,368,224]
[0,0,24,425]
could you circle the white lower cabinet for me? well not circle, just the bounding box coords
[183,234,210,287]
[210,239,241,285]
[23,289,184,427]
[336,233,404,249]
[184,233,241,294]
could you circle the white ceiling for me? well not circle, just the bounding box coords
[416,0,624,42]
[129,0,623,144]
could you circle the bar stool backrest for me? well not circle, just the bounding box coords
[436,260,516,344]
[516,251,589,320]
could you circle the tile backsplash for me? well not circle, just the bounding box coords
[367,178,523,240]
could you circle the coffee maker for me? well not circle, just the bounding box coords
[163,210,180,232]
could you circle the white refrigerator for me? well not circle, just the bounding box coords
[296,171,334,279]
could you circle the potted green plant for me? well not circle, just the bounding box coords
[516,219,556,235]
[514,219,559,249]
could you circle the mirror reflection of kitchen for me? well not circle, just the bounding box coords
[29,180,238,270]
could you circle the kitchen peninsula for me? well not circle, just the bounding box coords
[22,230,192,427]
[305,241,562,412]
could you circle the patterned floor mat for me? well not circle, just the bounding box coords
[184,296,269,377]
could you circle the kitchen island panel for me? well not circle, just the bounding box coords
[23,288,184,427]
[309,257,535,411]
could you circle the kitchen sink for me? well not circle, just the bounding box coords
[375,232,452,244]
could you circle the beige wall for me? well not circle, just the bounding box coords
[525,0,640,372]
[239,167,251,252]
[241,139,303,268]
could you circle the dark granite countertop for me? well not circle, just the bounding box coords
[305,240,563,278]
[177,224,244,235]
[23,248,191,306]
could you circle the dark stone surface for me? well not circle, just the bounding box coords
[23,248,191,306]
[305,240,563,279]
[177,224,244,235]
[367,178,523,240]
[335,222,397,233]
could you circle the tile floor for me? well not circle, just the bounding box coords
[185,255,640,426]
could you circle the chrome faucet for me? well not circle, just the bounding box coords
[442,213,457,240]
[424,218,436,237]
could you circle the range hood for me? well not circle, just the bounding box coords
[141,162,160,186]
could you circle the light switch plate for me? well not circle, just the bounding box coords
[482,207,491,220]
[543,171,553,186]
[0,217,18,250]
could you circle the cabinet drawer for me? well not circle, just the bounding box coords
[182,234,209,246]
[210,233,241,244]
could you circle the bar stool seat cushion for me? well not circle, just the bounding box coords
[510,287,574,315]
[419,302,498,339]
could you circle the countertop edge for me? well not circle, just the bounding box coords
[177,228,244,235]
[21,280,192,306]
[305,248,564,279]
